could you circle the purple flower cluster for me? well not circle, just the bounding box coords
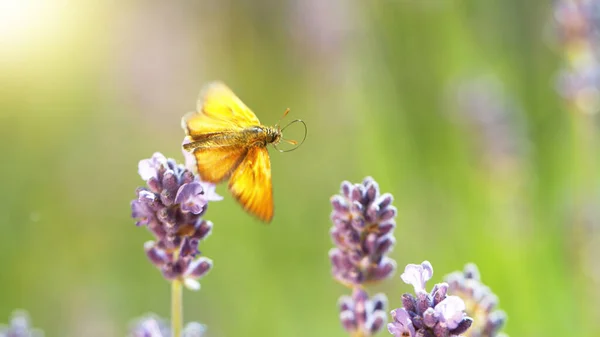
[0,311,43,337]
[131,152,222,289]
[554,0,600,114]
[329,177,397,286]
[330,177,397,336]
[388,261,473,337]
[130,315,205,337]
[338,288,388,336]
[445,264,507,337]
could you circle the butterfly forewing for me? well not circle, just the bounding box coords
[228,146,274,222]
[196,82,261,126]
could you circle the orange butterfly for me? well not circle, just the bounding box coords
[181,82,305,222]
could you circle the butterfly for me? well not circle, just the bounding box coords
[181,82,305,222]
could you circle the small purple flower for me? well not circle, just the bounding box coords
[388,308,415,337]
[434,296,467,330]
[130,315,206,337]
[0,310,44,337]
[175,182,207,214]
[339,288,387,336]
[329,177,398,286]
[131,153,220,289]
[401,261,433,294]
[445,263,508,337]
[388,262,473,337]
[138,153,168,181]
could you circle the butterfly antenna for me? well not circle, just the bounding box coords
[275,108,291,130]
[273,119,307,153]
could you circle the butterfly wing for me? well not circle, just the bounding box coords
[228,146,274,222]
[182,82,262,182]
[182,82,261,138]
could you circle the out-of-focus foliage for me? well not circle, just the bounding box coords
[1,1,598,336]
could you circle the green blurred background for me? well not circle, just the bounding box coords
[1,0,599,336]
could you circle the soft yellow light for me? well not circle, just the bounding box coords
[0,0,63,48]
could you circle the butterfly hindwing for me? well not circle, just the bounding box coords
[228,146,273,222]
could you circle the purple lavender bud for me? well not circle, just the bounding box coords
[331,195,350,213]
[340,310,357,333]
[432,322,449,337]
[416,292,431,315]
[449,317,473,336]
[432,283,448,306]
[368,311,387,335]
[144,241,169,266]
[422,308,438,328]
[463,263,480,280]
[378,221,396,235]
[377,193,393,209]
[401,293,417,313]
[371,257,397,281]
[350,185,364,203]
[185,257,212,278]
[375,235,395,256]
[412,315,425,330]
[372,293,387,311]
[339,295,353,312]
[192,220,212,240]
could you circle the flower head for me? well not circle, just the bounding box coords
[388,262,473,337]
[339,288,388,336]
[553,0,600,114]
[131,152,220,289]
[445,263,508,337]
[0,310,44,337]
[329,177,398,286]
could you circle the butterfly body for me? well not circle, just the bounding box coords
[181,82,285,222]
[183,126,281,152]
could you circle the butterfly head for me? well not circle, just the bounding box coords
[265,127,283,145]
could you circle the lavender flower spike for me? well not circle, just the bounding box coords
[329,177,398,286]
[339,288,388,336]
[130,315,206,337]
[330,177,397,336]
[0,310,44,337]
[131,152,220,289]
[388,262,473,337]
[445,263,508,337]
